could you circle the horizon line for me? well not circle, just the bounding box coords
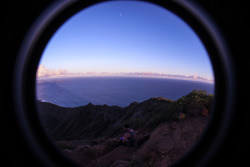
[37,71,214,84]
[36,65,214,83]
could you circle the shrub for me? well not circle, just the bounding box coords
[149,89,213,127]
[149,103,179,127]
[100,90,213,137]
[176,89,213,117]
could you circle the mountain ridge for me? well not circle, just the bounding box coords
[37,90,213,167]
[37,90,212,141]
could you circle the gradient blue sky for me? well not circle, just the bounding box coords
[39,1,214,80]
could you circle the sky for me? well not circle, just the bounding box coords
[38,1,214,81]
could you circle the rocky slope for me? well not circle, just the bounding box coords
[37,90,213,167]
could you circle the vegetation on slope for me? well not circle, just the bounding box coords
[37,89,213,167]
[37,89,213,141]
[103,90,213,138]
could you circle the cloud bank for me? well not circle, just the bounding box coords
[37,65,69,78]
[37,65,214,83]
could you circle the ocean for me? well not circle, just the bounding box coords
[36,77,214,107]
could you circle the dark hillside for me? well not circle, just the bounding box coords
[37,102,124,140]
[37,90,212,140]
[37,90,213,167]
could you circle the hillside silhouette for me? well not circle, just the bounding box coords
[37,90,213,167]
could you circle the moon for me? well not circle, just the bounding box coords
[120,13,122,16]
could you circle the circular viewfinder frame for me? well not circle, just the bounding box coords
[13,1,235,167]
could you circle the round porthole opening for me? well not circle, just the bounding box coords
[14,1,233,167]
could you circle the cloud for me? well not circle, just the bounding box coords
[36,65,214,83]
[192,74,198,79]
[37,65,69,78]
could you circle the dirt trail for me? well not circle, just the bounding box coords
[61,116,209,167]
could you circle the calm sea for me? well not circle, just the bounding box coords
[36,77,214,107]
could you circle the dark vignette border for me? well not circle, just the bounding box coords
[13,1,235,167]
